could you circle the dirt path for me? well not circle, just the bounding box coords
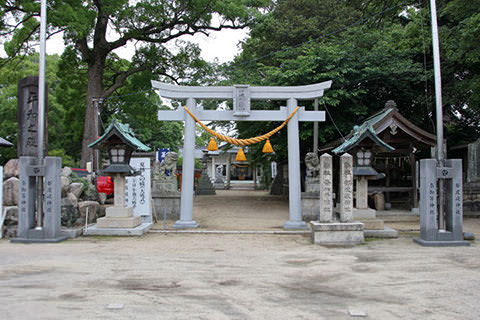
[1,190,480,319]
[152,189,290,230]
[1,231,479,319]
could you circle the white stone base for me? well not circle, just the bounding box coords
[362,219,385,230]
[96,215,142,228]
[310,221,364,245]
[84,222,152,236]
[353,208,376,219]
[105,206,134,218]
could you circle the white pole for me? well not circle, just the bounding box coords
[430,0,444,162]
[429,0,445,229]
[313,98,318,155]
[36,0,47,229]
[38,0,47,160]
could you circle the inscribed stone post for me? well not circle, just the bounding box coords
[339,153,353,222]
[17,76,48,157]
[355,177,369,209]
[467,139,480,183]
[319,153,333,222]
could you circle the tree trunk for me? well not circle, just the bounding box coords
[81,58,105,168]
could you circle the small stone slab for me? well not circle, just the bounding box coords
[413,238,470,247]
[348,308,367,317]
[364,226,398,239]
[310,221,364,245]
[106,303,124,310]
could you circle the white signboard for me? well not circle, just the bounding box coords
[125,158,151,223]
[271,161,277,179]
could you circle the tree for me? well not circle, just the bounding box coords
[2,0,269,166]
[224,0,432,161]
[224,0,480,161]
[0,53,67,164]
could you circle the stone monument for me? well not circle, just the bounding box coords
[11,157,69,243]
[305,152,321,193]
[302,152,321,220]
[214,165,225,190]
[151,152,181,220]
[17,76,48,157]
[196,155,216,195]
[310,153,364,245]
[319,153,333,223]
[413,159,470,246]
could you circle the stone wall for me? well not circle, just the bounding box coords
[464,181,480,215]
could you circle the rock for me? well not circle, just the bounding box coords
[463,232,475,241]
[82,184,99,202]
[98,192,107,205]
[2,206,18,239]
[61,198,79,228]
[2,226,17,239]
[3,206,18,226]
[3,159,20,179]
[3,177,19,206]
[61,176,71,197]
[68,182,84,199]
[98,205,107,218]
[62,167,72,177]
[78,201,100,224]
[66,192,78,207]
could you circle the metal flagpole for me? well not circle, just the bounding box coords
[36,0,47,229]
[313,98,319,155]
[429,0,445,229]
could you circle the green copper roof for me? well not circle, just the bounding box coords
[332,116,395,154]
[88,119,151,152]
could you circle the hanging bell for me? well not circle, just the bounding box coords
[262,139,274,153]
[207,137,218,151]
[236,148,247,161]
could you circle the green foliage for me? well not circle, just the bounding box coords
[224,0,480,160]
[0,53,67,164]
[48,149,78,168]
[2,0,270,165]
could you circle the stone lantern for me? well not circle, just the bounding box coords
[333,125,394,216]
[87,119,151,235]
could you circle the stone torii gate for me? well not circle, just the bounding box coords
[152,81,332,230]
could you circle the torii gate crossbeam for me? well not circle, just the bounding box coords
[152,81,332,230]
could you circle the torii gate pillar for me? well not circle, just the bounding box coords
[153,81,332,230]
[284,98,304,229]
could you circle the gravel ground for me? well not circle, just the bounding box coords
[1,190,479,320]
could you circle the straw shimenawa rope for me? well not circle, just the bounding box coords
[184,106,300,146]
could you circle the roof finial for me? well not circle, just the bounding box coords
[385,100,398,110]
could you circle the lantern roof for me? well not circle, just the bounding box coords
[88,119,151,152]
[0,137,13,147]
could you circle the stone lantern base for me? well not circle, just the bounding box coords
[85,206,151,236]
[96,207,142,228]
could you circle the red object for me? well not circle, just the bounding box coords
[97,175,114,195]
